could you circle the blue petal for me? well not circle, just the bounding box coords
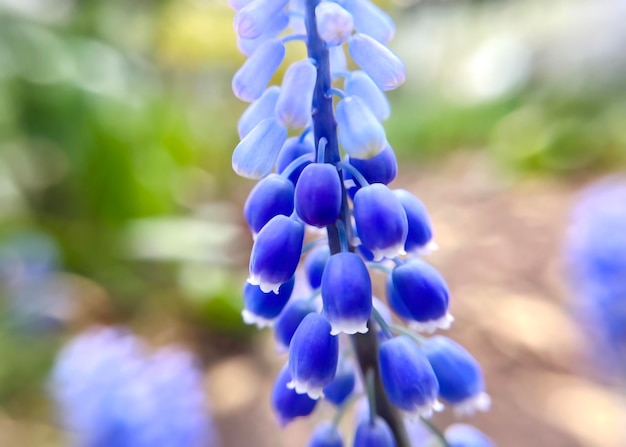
[348,34,405,91]
[232,39,285,102]
[445,424,494,447]
[321,252,372,334]
[244,173,294,234]
[308,422,344,447]
[274,299,317,351]
[353,417,396,447]
[276,59,317,128]
[249,215,304,293]
[238,86,280,139]
[276,137,315,184]
[322,367,356,406]
[234,0,289,39]
[339,0,395,43]
[336,95,386,158]
[304,246,330,290]
[243,277,295,324]
[237,10,289,56]
[345,71,390,121]
[393,190,433,253]
[329,45,347,75]
[288,313,339,399]
[271,365,318,426]
[232,117,287,179]
[295,163,342,227]
[348,143,397,184]
[379,336,440,416]
[315,2,354,47]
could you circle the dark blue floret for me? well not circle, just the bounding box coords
[295,163,343,228]
[272,365,318,426]
[242,277,295,327]
[353,417,397,447]
[323,367,356,406]
[304,246,331,289]
[274,299,317,351]
[244,173,295,234]
[393,189,433,253]
[446,424,494,447]
[276,137,315,184]
[308,422,344,447]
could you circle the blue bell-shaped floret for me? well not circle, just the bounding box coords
[315,2,354,47]
[336,95,386,158]
[232,39,285,102]
[445,424,494,447]
[276,59,317,128]
[249,215,304,293]
[348,143,397,186]
[244,173,294,235]
[304,246,331,290]
[323,364,356,406]
[242,277,295,328]
[234,0,289,39]
[422,336,490,416]
[393,189,434,255]
[238,86,280,139]
[276,137,315,184]
[329,45,347,75]
[339,0,395,44]
[295,163,342,227]
[272,365,318,426]
[385,273,413,321]
[348,34,405,91]
[321,252,372,335]
[232,117,287,179]
[309,422,344,447]
[389,259,452,333]
[353,417,396,447]
[379,336,441,418]
[274,299,317,351]
[353,184,407,261]
[237,10,289,56]
[344,71,390,121]
[288,313,339,399]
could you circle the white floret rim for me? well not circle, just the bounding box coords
[247,273,281,294]
[286,378,324,400]
[409,313,454,334]
[370,241,406,262]
[241,309,274,329]
[329,318,369,336]
[453,392,491,417]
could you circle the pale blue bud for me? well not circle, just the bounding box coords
[276,59,317,128]
[345,71,390,121]
[234,0,289,39]
[232,39,285,102]
[340,0,395,43]
[237,11,289,56]
[315,2,354,47]
[232,118,287,179]
[329,45,347,75]
[349,34,405,91]
[336,95,386,158]
[238,86,280,139]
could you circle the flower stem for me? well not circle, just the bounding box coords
[304,1,410,445]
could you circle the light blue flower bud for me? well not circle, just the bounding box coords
[353,184,407,260]
[445,424,494,447]
[393,189,434,254]
[232,117,287,179]
[238,86,280,139]
[274,299,317,351]
[234,0,289,39]
[390,259,452,333]
[323,364,356,406]
[336,96,386,158]
[276,137,315,184]
[295,163,342,227]
[353,416,396,447]
[345,71,390,121]
[304,246,330,290]
[329,45,347,75]
[242,277,295,328]
[349,34,405,91]
[237,10,289,56]
[322,252,372,335]
[315,2,354,47]
[249,215,304,293]
[379,336,441,418]
[232,39,285,102]
[309,422,344,447]
[423,336,490,416]
[340,0,395,43]
[288,313,339,399]
[272,365,318,426]
[244,173,294,235]
[276,59,317,128]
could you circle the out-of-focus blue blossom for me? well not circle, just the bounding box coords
[234,0,290,39]
[276,59,317,129]
[232,39,286,102]
[344,71,390,121]
[323,364,356,406]
[566,177,626,378]
[445,424,494,447]
[238,86,281,139]
[309,422,344,447]
[315,2,354,47]
[348,34,405,91]
[272,365,318,426]
[50,327,218,447]
[276,137,315,184]
[232,117,288,179]
[237,11,290,56]
[339,0,395,43]
[304,246,330,290]
[353,417,397,447]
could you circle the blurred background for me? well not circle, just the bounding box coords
[0,0,625,445]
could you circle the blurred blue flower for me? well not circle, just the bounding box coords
[50,326,218,447]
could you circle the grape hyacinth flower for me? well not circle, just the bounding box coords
[50,326,218,447]
[230,0,490,444]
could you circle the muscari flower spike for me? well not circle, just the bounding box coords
[230,0,489,444]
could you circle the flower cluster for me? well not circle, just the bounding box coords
[230,0,491,445]
[566,177,626,380]
[50,326,218,447]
